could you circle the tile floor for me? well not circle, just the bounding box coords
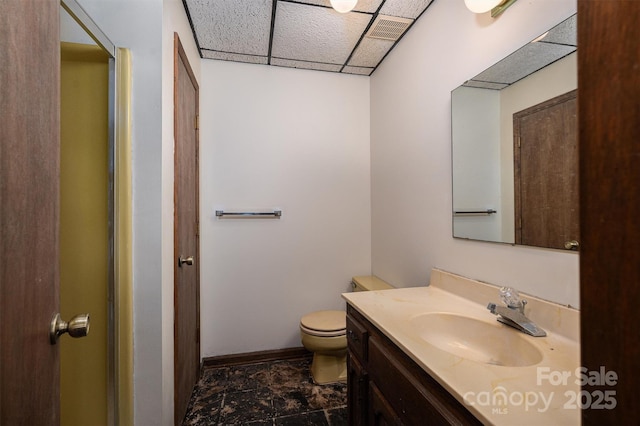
[182,357,347,425]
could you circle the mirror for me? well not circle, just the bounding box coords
[451,14,578,251]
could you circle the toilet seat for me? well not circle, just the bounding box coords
[300,310,346,337]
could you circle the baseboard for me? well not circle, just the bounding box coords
[202,347,312,368]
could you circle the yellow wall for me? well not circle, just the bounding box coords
[60,42,110,426]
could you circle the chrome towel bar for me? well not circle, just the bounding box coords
[453,209,497,216]
[215,210,282,218]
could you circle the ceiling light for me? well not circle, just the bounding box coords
[330,0,357,14]
[464,0,502,13]
[465,0,518,16]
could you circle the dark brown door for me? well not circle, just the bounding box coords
[0,0,61,424]
[174,33,201,425]
[514,90,578,250]
[579,1,640,424]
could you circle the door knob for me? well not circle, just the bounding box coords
[564,240,580,251]
[50,313,90,345]
[178,256,194,267]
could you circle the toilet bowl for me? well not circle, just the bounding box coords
[300,276,393,384]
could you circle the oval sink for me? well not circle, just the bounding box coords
[409,313,543,367]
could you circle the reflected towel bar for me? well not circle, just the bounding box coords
[454,209,497,216]
[215,210,282,218]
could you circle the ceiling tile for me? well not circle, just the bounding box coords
[294,0,384,14]
[187,0,273,56]
[271,2,373,64]
[202,50,269,65]
[378,0,434,19]
[271,58,342,72]
[347,37,394,67]
[540,14,576,46]
[472,43,576,85]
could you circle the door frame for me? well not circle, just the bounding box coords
[60,2,133,425]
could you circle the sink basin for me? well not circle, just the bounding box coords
[409,313,543,367]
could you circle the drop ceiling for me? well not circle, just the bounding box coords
[182,0,435,76]
[463,14,577,90]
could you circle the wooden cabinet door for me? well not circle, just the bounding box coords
[348,353,369,426]
[369,382,402,426]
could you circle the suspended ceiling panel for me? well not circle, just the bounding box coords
[190,0,273,56]
[183,0,435,76]
[463,14,577,89]
[472,42,576,85]
[272,2,372,65]
[542,13,576,46]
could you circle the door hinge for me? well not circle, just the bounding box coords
[195,114,199,130]
[516,136,521,148]
[195,221,199,237]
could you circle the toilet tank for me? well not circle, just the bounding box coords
[351,275,393,292]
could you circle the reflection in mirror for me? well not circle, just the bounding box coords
[451,14,578,251]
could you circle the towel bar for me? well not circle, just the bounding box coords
[215,210,282,218]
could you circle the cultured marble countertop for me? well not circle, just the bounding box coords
[342,269,581,426]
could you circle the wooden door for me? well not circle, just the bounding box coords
[0,0,61,424]
[514,90,578,250]
[579,0,640,424]
[173,33,201,425]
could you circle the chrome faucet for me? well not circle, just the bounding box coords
[487,287,546,337]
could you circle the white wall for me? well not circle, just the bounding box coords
[370,0,579,307]
[199,61,371,357]
[451,87,501,241]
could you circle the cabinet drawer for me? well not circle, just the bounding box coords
[346,314,368,361]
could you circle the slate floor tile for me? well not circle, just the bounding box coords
[182,357,347,426]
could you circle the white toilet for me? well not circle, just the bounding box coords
[299,275,393,384]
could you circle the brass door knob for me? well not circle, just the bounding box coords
[50,313,90,345]
[178,256,194,267]
[564,240,580,250]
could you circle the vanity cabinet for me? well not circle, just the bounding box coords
[346,304,481,426]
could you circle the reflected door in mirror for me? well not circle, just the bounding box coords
[514,90,579,250]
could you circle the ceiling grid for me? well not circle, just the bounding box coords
[183,0,435,76]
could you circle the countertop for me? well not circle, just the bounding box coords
[342,269,581,425]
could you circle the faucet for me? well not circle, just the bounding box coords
[487,287,546,337]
